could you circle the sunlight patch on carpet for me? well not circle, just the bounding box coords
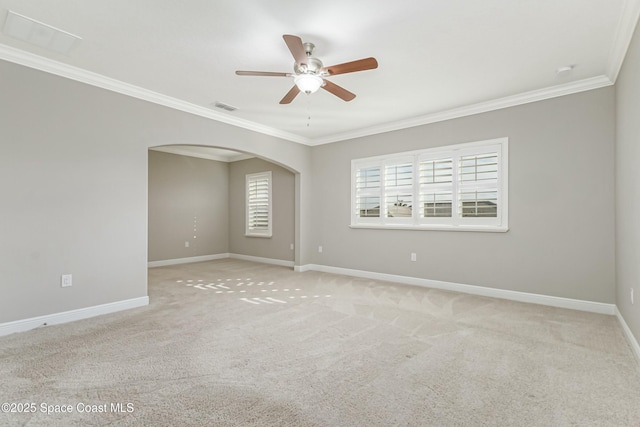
[175,278,332,305]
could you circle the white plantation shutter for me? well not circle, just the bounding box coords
[354,165,381,219]
[419,157,453,219]
[385,161,413,219]
[458,151,499,219]
[246,171,272,237]
[351,138,508,231]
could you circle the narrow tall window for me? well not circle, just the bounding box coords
[419,158,453,218]
[246,171,272,237]
[354,165,381,219]
[458,153,498,218]
[385,161,413,220]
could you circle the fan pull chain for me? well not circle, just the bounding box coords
[306,94,312,127]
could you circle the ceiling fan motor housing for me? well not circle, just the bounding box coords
[294,56,324,75]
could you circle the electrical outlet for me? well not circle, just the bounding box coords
[290,243,294,250]
[411,253,417,262]
[631,288,635,305]
[185,241,189,248]
[318,246,323,253]
[61,274,72,288]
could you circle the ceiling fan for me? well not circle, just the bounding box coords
[235,34,378,104]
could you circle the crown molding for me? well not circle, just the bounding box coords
[0,42,619,147]
[0,44,310,145]
[149,146,253,162]
[309,75,614,146]
[607,0,640,82]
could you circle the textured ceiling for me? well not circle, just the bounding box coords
[0,0,638,146]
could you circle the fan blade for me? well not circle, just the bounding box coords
[236,71,290,77]
[279,85,300,104]
[322,79,356,102]
[325,57,378,76]
[283,34,307,65]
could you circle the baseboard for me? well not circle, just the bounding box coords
[294,264,312,272]
[148,253,230,268]
[615,307,640,363]
[229,253,294,268]
[303,264,616,315]
[148,253,294,269]
[0,296,149,337]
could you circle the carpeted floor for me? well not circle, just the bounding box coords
[1,258,639,426]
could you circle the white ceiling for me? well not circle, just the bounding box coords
[0,0,638,146]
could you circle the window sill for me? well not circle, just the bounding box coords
[244,233,272,238]
[349,224,508,233]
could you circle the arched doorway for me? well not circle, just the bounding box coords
[147,144,302,269]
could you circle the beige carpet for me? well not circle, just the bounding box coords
[1,259,639,426]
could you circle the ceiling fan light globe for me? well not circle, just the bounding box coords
[294,74,323,94]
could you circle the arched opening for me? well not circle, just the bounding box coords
[147,144,301,269]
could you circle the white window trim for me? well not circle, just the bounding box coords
[350,137,509,232]
[245,171,272,238]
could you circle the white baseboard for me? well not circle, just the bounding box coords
[616,307,640,363]
[0,296,149,337]
[148,253,294,269]
[229,253,294,268]
[301,264,616,315]
[148,253,230,268]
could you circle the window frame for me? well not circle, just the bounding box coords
[350,138,509,232]
[245,171,272,238]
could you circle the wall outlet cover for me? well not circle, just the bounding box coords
[61,274,72,287]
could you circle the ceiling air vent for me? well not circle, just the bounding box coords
[3,10,81,55]
[211,101,238,112]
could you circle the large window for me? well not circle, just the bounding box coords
[351,138,508,232]
[246,171,272,237]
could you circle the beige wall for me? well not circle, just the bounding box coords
[615,20,640,345]
[148,151,229,262]
[229,158,295,262]
[0,59,311,324]
[310,87,616,303]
